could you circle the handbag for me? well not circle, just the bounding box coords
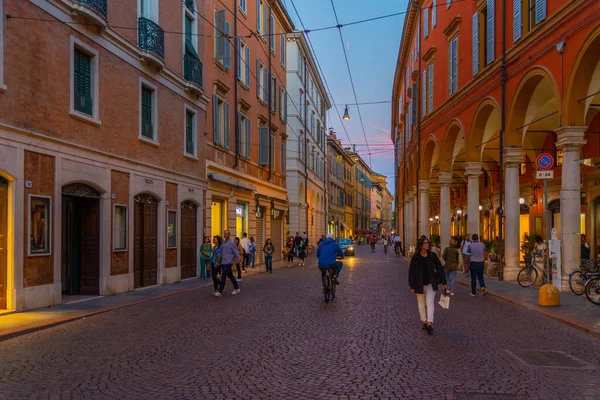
[438,290,450,309]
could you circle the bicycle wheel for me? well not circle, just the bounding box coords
[585,277,600,305]
[569,270,586,295]
[331,277,336,300]
[486,262,499,279]
[517,266,537,288]
[323,274,331,302]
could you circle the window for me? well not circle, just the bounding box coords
[29,196,51,256]
[139,78,157,142]
[513,0,522,41]
[279,86,287,121]
[183,5,200,82]
[432,2,437,28]
[474,0,495,68]
[139,0,158,22]
[270,15,275,52]
[215,10,231,69]
[472,12,479,76]
[259,126,270,166]
[270,74,277,112]
[428,64,434,113]
[239,0,246,13]
[257,60,267,103]
[529,0,546,31]
[448,37,458,95]
[237,39,251,87]
[424,8,429,38]
[114,205,127,251]
[70,37,100,123]
[257,0,268,38]
[167,210,177,248]
[422,69,427,116]
[280,33,285,67]
[270,135,275,169]
[185,107,197,157]
[446,0,451,8]
[212,94,230,149]
[280,141,285,174]
[237,113,252,159]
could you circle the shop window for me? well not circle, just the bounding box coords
[581,213,586,235]
[114,205,127,251]
[211,200,224,236]
[235,204,247,238]
[29,196,51,256]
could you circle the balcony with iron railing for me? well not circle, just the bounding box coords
[74,0,107,18]
[65,0,107,26]
[184,53,203,91]
[138,17,165,69]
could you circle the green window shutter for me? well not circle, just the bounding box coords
[245,47,251,87]
[236,38,242,80]
[212,94,220,145]
[185,16,192,44]
[186,111,195,155]
[141,87,153,139]
[74,49,92,115]
[236,112,242,155]
[246,118,252,159]
[224,101,230,149]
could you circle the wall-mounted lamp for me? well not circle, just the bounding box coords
[519,198,526,205]
[429,217,434,222]
[457,209,463,215]
[434,215,439,220]
[478,205,483,211]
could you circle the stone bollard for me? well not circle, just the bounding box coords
[538,284,560,307]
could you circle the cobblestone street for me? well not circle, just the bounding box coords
[1,246,600,399]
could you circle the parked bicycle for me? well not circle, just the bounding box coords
[569,259,600,296]
[585,275,600,305]
[517,252,548,288]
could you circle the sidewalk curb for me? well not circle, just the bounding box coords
[0,260,293,343]
[456,278,600,340]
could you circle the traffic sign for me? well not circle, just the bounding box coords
[536,170,554,179]
[536,153,554,170]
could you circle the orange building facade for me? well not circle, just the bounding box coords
[203,0,293,265]
[0,0,209,311]
[392,0,600,287]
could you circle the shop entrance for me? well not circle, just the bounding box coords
[61,183,100,296]
[0,177,8,309]
[180,201,197,280]
[134,193,158,288]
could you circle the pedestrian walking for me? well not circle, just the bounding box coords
[460,234,472,277]
[442,239,460,295]
[215,230,241,297]
[286,238,295,267]
[234,237,244,281]
[249,236,257,269]
[408,237,447,334]
[210,236,223,295]
[241,232,251,271]
[199,236,212,279]
[297,241,306,266]
[263,238,275,273]
[467,234,487,296]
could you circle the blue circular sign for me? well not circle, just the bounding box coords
[536,153,554,171]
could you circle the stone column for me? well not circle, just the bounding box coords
[465,162,483,236]
[438,172,453,251]
[419,179,430,238]
[412,186,418,246]
[404,197,411,246]
[556,126,587,289]
[503,147,523,281]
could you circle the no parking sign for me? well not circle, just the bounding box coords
[536,153,554,171]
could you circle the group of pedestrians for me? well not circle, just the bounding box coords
[408,232,488,334]
[284,232,309,267]
[197,230,279,298]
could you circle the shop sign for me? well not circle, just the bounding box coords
[256,206,263,218]
[236,206,244,216]
[271,208,281,219]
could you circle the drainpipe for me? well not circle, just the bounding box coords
[233,3,239,170]
[267,4,273,181]
[416,3,422,239]
[304,51,309,236]
[498,0,507,280]
[402,66,407,251]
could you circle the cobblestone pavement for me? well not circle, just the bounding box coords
[1,246,600,399]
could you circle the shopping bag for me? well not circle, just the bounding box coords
[438,291,450,309]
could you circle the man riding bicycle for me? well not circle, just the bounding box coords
[370,235,377,251]
[393,234,402,255]
[317,234,344,285]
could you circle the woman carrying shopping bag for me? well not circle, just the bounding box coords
[409,237,447,335]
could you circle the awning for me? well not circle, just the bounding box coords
[208,173,257,192]
[340,222,350,231]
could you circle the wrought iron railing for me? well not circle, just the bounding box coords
[138,17,165,60]
[184,54,203,88]
[75,0,107,19]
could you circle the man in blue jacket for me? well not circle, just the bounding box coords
[317,234,344,284]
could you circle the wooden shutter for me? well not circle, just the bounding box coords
[270,16,275,51]
[245,47,251,87]
[535,0,546,24]
[280,34,285,66]
[513,0,522,42]
[263,67,268,103]
[141,87,153,138]
[236,38,242,80]
[186,111,194,155]
[185,16,192,44]
[428,64,434,113]
[424,8,429,38]
[74,49,92,115]
[270,135,274,168]
[256,0,261,33]
[283,90,287,120]
[412,83,417,125]
[257,59,261,98]
[259,126,269,166]
[215,10,226,61]
[224,102,230,149]
[486,0,495,65]
[432,2,436,27]
[422,70,427,116]
[472,13,479,76]
[236,112,242,155]
[212,94,220,145]
[224,22,231,69]
[263,2,268,40]
[446,0,450,8]
[246,118,252,159]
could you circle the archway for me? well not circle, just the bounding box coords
[61,183,100,297]
[134,193,158,288]
[180,200,198,280]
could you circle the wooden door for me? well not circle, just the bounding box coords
[134,202,144,288]
[80,198,100,295]
[143,202,158,286]
[180,202,197,279]
[272,217,282,261]
[0,182,7,309]
[256,215,265,265]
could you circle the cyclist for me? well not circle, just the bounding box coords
[393,234,402,255]
[382,236,389,253]
[317,233,344,285]
[370,235,377,252]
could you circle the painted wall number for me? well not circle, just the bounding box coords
[188,188,194,193]
[145,178,154,185]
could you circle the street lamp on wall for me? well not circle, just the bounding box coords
[519,198,526,205]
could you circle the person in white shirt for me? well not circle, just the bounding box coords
[240,232,251,271]
[393,235,402,255]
